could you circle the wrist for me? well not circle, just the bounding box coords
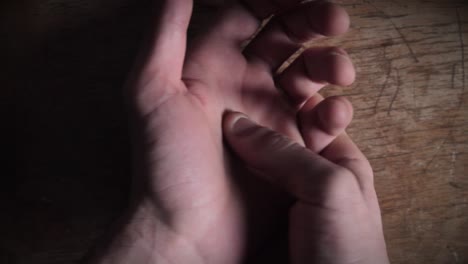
[85,199,206,264]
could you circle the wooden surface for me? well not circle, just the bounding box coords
[315,1,468,263]
[5,0,468,263]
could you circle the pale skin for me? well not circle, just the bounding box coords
[86,0,389,263]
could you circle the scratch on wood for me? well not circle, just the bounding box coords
[449,182,462,189]
[420,9,464,181]
[423,137,447,173]
[387,68,400,115]
[366,0,419,63]
[375,64,392,113]
[451,63,457,89]
[451,250,460,263]
[456,8,465,93]
[389,19,419,63]
[449,151,457,179]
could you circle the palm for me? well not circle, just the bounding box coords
[137,58,296,264]
[130,1,354,262]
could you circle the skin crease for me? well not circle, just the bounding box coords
[86,1,389,264]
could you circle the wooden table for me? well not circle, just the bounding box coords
[317,1,468,263]
[5,0,467,263]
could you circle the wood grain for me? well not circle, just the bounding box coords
[5,0,468,263]
[313,1,468,263]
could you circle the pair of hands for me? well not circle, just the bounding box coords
[88,0,389,263]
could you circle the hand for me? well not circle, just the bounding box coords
[87,0,359,263]
[222,111,389,264]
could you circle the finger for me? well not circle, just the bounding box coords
[242,0,303,19]
[191,3,259,44]
[223,111,341,202]
[299,95,353,153]
[140,0,193,82]
[276,47,355,108]
[182,4,259,87]
[279,1,350,40]
[321,133,374,189]
[243,1,350,72]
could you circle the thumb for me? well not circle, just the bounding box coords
[223,112,340,201]
[141,0,193,81]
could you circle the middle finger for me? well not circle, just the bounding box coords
[243,1,350,72]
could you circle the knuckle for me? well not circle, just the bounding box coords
[337,158,374,183]
[315,167,364,209]
[325,166,358,192]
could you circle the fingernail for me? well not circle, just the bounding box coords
[231,115,256,136]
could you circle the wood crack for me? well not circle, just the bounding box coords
[366,0,419,63]
[423,137,447,174]
[375,63,392,113]
[387,68,400,115]
[456,8,465,94]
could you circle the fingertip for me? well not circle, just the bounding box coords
[303,47,355,86]
[317,96,353,136]
[328,5,350,35]
[308,2,350,36]
[223,111,254,136]
[328,49,356,86]
[298,95,352,153]
[223,111,244,129]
